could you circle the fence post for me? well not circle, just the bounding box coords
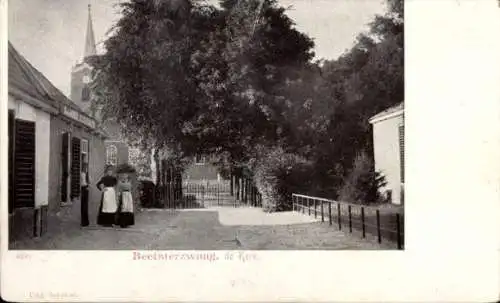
[308,198,311,216]
[201,185,205,207]
[292,195,295,212]
[328,202,332,225]
[167,182,171,208]
[337,203,341,230]
[236,178,240,201]
[230,174,234,196]
[167,184,171,209]
[172,182,175,208]
[361,207,366,238]
[250,186,254,206]
[250,184,255,206]
[396,213,402,249]
[255,187,258,207]
[250,185,253,206]
[240,178,244,203]
[321,201,324,222]
[376,210,381,243]
[173,182,177,206]
[242,178,245,204]
[245,180,249,204]
[161,184,165,208]
[173,183,176,208]
[348,205,352,233]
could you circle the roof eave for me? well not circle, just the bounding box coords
[369,109,404,124]
[8,86,59,115]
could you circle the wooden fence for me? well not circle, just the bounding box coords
[292,194,404,249]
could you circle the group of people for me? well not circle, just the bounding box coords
[80,164,135,228]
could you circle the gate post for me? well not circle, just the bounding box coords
[244,179,248,204]
[236,177,240,201]
[241,178,245,203]
[230,173,234,196]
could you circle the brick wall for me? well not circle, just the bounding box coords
[49,116,106,215]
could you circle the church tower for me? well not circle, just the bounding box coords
[70,3,135,169]
[70,4,96,113]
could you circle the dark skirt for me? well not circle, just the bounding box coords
[117,192,135,228]
[97,191,117,226]
[80,186,89,226]
[117,212,135,227]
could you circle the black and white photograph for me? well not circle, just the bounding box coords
[3,0,500,302]
[6,0,404,251]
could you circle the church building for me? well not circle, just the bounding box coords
[70,4,131,169]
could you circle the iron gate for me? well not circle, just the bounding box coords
[154,181,262,209]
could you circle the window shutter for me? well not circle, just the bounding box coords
[14,119,36,208]
[399,124,404,183]
[71,137,81,199]
[61,132,70,202]
[8,110,15,213]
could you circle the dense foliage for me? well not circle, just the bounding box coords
[90,0,403,208]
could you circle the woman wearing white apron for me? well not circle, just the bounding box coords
[117,173,135,228]
[96,165,118,227]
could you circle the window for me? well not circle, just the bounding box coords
[81,139,89,171]
[195,154,205,165]
[399,124,404,184]
[81,85,90,102]
[106,145,117,166]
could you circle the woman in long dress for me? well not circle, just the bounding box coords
[96,165,118,227]
[116,173,135,228]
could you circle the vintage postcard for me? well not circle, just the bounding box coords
[1,0,499,302]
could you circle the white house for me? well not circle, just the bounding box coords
[369,102,404,205]
[8,42,105,242]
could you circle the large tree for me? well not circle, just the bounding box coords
[304,0,404,197]
[90,0,404,202]
[90,0,314,166]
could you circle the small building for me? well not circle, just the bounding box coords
[183,155,221,184]
[368,102,404,205]
[8,42,106,242]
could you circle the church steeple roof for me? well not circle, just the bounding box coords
[83,4,97,59]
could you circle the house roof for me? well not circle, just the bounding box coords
[369,102,404,124]
[8,43,59,113]
[9,42,96,125]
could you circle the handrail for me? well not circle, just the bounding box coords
[291,193,404,249]
[292,193,336,203]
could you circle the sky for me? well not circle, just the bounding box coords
[8,0,386,97]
